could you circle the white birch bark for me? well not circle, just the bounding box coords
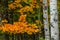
[43,0,50,40]
[50,0,59,40]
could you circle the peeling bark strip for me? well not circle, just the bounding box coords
[43,0,50,40]
[50,0,59,40]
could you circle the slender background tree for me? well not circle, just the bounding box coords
[43,0,50,40]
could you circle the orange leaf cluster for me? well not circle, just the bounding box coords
[0,15,40,35]
[0,22,39,35]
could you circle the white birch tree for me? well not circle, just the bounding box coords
[50,0,59,40]
[43,0,50,40]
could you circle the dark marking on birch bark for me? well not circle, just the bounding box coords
[43,17,47,20]
[55,33,57,35]
[53,9,56,11]
[45,29,48,31]
[54,18,57,22]
[44,6,47,10]
[45,12,47,14]
[50,23,54,28]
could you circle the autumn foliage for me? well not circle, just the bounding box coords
[0,0,42,35]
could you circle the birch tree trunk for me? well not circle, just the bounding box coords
[50,0,59,40]
[43,0,50,40]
